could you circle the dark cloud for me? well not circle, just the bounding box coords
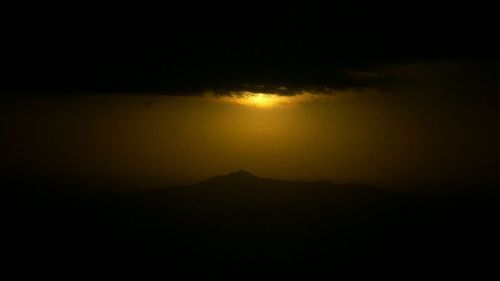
[1,2,498,96]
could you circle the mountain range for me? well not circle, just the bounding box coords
[3,171,498,280]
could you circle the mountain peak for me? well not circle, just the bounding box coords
[198,170,263,186]
[227,170,257,178]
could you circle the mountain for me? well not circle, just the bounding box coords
[3,171,498,280]
[116,171,426,277]
[134,170,416,214]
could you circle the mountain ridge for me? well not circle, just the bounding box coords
[131,170,417,212]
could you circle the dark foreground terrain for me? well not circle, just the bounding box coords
[3,171,499,280]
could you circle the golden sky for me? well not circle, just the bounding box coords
[2,76,498,190]
[0,62,498,190]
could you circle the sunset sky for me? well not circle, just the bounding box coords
[1,2,499,190]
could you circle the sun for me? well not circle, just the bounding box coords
[245,93,279,108]
[211,89,322,108]
[224,91,287,108]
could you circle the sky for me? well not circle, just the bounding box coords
[1,2,499,190]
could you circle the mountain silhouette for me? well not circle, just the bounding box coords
[197,169,271,185]
[4,172,498,279]
[116,171,427,278]
[136,170,414,211]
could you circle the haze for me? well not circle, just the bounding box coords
[2,64,498,190]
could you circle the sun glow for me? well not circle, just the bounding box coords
[214,91,322,108]
[243,93,281,108]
